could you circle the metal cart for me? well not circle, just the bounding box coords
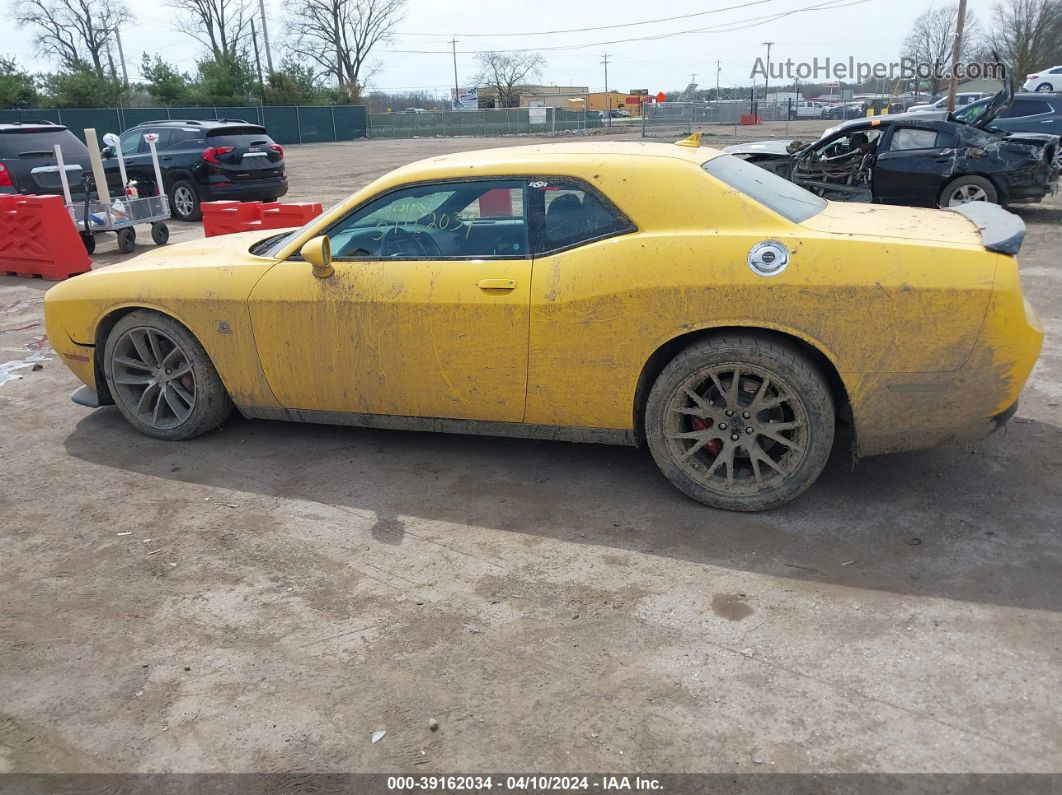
[69,189,170,254]
[52,131,171,255]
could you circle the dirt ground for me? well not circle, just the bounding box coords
[1,129,1061,775]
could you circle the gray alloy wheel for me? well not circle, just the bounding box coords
[168,180,201,221]
[940,175,998,208]
[645,334,835,511]
[1036,82,1054,92]
[103,310,233,440]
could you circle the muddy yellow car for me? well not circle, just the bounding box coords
[44,141,1043,511]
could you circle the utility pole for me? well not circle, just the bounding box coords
[716,60,721,99]
[258,0,274,73]
[450,38,459,109]
[114,26,129,89]
[601,53,610,127]
[946,0,967,111]
[251,19,265,98]
[762,41,774,101]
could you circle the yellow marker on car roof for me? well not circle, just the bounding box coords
[676,132,702,147]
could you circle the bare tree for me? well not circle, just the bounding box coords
[984,0,1062,85]
[169,0,251,60]
[285,0,405,99]
[14,0,131,76]
[472,51,546,108]
[902,3,980,93]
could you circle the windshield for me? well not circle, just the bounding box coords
[702,154,826,223]
[256,197,350,257]
[952,97,992,125]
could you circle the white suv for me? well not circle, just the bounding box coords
[1023,67,1062,93]
[907,92,990,113]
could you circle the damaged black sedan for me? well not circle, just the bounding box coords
[724,89,1059,208]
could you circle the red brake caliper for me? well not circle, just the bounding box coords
[692,417,722,455]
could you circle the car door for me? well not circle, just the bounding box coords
[524,177,638,427]
[247,179,532,422]
[872,124,960,206]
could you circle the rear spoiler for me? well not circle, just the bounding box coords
[946,202,1025,255]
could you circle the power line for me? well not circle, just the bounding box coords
[383,0,871,55]
[395,0,783,37]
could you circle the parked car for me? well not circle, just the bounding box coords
[1023,66,1062,92]
[907,92,991,113]
[822,102,864,120]
[724,87,1059,207]
[949,92,1062,137]
[0,121,121,198]
[402,108,429,114]
[44,141,1042,511]
[102,119,287,222]
[789,101,825,119]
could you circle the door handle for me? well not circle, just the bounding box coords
[477,278,516,290]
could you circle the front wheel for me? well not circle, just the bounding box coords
[151,222,170,245]
[103,310,234,441]
[940,175,998,207]
[645,335,835,511]
[116,227,136,253]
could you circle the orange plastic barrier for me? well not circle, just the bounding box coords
[202,201,323,237]
[739,114,763,125]
[0,194,92,280]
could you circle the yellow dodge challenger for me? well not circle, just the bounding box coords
[44,141,1043,511]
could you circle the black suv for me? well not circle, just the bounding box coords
[0,121,120,198]
[103,119,288,221]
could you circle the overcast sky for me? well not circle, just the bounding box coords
[7,0,1000,95]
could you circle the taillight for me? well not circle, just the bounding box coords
[269,143,284,159]
[1028,74,1040,79]
[0,163,12,187]
[202,145,235,164]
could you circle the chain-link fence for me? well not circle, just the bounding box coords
[368,107,603,139]
[0,105,369,145]
[642,99,869,137]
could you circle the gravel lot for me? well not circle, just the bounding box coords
[1,128,1060,775]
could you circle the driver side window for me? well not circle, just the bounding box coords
[325,180,528,261]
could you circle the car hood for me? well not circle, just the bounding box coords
[722,140,794,157]
[802,201,983,247]
[82,228,291,275]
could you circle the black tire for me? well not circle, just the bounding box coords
[80,231,96,254]
[151,222,170,245]
[1036,82,1053,93]
[645,334,835,511]
[939,175,998,208]
[103,310,234,441]
[168,179,201,221]
[116,227,136,253]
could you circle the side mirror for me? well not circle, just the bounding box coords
[302,235,333,278]
[101,146,115,158]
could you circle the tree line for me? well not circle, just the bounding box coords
[2,0,406,108]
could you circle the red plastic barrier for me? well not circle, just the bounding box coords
[739,114,763,125]
[479,188,513,218]
[202,201,323,237]
[0,194,92,280]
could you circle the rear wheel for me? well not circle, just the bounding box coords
[939,175,997,207]
[103,310,233,441]
[80,231,96,254]
[151,222,170,245]
[645,335,835,511]
[168,179,201,221]
[1036,82,1054,92]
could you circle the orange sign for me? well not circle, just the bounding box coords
[656,91,667,103]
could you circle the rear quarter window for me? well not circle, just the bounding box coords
[702,154,826,223]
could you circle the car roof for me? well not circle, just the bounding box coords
[132,118,262,129]
[0,121,69,133]
[392,141,724,174]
